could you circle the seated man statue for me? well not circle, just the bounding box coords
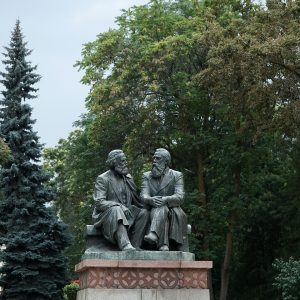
[141,148,187,251]
[92,149,149,251]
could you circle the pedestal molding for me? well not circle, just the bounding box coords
[76,259,213,290]
[76,259,212,272]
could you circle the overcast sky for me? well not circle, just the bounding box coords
[0,0,149,147]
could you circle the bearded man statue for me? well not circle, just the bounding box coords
[92,150,149,251]
[140,148,187,251]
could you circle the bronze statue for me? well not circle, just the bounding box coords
[92,150,149,251]
[141,148,187,251]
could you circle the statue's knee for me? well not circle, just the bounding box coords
[162,205,169,215]
[153,205,169,217]
[110,206,123,215]
[140,208,150,217]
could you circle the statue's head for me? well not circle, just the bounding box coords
[106,149,128,175]
[151,148,171,178]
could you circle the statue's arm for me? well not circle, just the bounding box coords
[140,174,152,205]
[163,173,184,207]
[94,176,120,211]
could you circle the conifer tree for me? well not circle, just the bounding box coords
[0,20,70,300]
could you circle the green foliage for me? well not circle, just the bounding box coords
[0,138,9,164]
[46,0,300,299]
[63,283,80,300]
[43,128,103,276]
[273,258,300,300]
[0,20,71,299]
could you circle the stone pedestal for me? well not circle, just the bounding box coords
[75,252,212,300]
[77,288,210,300]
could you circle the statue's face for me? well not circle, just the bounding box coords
[114,153,129,175]
[151,152,166,178]
[153,152,165,166]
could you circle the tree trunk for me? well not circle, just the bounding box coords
[220,222,234,300]
[219,168,240,300]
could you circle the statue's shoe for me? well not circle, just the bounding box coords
[159,245,169,251]
[144,232,158,244]
[122,243,136,251]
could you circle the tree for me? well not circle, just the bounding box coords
[75,2,258,298]
[43,128,100,275]
[0,20,70,299]
[197,0,300,298]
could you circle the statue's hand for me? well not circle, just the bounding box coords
[151,196,164,207]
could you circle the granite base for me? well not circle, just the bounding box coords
[76,251,212,300]
[77,288,210,300]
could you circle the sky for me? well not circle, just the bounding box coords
[0,0,149,148]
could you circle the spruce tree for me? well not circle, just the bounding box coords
[0,20,70,300]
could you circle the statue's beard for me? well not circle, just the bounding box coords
[151,163,166,178]
[115,165,129,175]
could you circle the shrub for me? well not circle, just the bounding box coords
[273,257,300,300]
[63,282,80,300]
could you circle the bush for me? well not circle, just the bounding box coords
[273,257,300,300]
[0,138,9,164]
[63,282,80,300]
